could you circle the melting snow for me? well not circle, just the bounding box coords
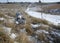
[26,10,60,25]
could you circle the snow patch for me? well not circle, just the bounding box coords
[10,33,17,39]
[0,17,5,21]
[26,10,60,25]
[36,30,49,34]
[3,27,12,35]
[31,24,41,28]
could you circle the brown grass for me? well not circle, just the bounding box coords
[0,12,11,19]
[38,33,45,41]
[5,12,16,17]
[0,12,5,17]
[30,16,49,25]
[25,24,34,35]
[3,22,15,28]
[38,25,49,31]
[16,32,28,43]
[0,27,14,43]
[11,24,25,33]
[0,3,59,43]
[49,24,60,30]
[42,4,60,11]
[0,20,4,24]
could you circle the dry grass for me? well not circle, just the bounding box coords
[49,24,60,30]
[38,33,45,41]
[0,3,60,43]
[11,24,25,33]
[0,27,14,43]
[30,16,49,25]
[16,31,35,43]
[0,12,5,17]
[25,24,34,35]
[5,12,16,17]
[16,32,28,43]
[37,32,50,43]
[38,25,49,31]
[3,22,15,28]
[42,4,60,11]
[24,11,49,25]
[0,12,12,19]
[0,20,4,24]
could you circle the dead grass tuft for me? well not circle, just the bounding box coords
[16,32,28,43]
[25,24,34,35]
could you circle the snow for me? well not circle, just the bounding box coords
[47,35,54,41]
[0,17,4,21]
[10,33,17,39]
[31,24,41,28]
[3,27,12,35]
[36,30,49,34]
[26,10,60,25]
[28,7,42,12]
[40,0,60,3]
[55,32,60,37]
[51,31,60,37]
[27,36,37,43]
